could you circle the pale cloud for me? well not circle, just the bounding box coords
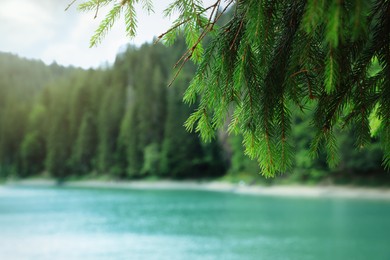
[0,0,215,68]
[0,0,52,25]
[0,0,56,52]
[41,11,129,68]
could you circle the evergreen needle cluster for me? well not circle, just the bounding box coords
[76,0,389,177]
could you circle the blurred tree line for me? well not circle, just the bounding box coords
[0,40,225,180]
[0,40,387,184]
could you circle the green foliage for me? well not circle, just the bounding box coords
[141,143,161,176]
[160,70,205,178]
[90,3,122,47]
[21,133,44,177]
[20,104,47,176]
[44,84,72,179]
[78,0,157,47]
[72,113,97,173]
[4,43,221,180]
[228,134,260,177]
[81,0,390,176]
[78,0,111,12]
[96,84,126,173]
[125,106,143,177]
[0,53,78,178]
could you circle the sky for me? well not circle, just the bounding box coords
[0,0,178,68]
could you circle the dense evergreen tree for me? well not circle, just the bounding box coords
[0,53,78,178]
[20,104,47,177]
[228,134,259,177]
[72,113,97,174]
[44,83,72,179]
[160,73,206,178]
[125,105,144,177]
[96,85,126,173]
[115,44,167,177]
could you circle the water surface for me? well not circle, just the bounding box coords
[0,185,389,259]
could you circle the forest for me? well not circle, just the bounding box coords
[0,39,387,185]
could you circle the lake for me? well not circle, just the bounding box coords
[0,185,389,259]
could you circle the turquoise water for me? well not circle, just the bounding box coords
[0,186,389,260]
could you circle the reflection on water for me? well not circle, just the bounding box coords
[0,186,389,260]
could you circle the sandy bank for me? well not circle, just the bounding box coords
[4,179,390,200]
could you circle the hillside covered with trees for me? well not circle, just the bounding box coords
[0,39,387,185]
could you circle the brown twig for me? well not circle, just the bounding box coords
[289,69,309,78]
[171,1,223,69]
[94,0,100,19]
[168,54,192,87]
[164,0,234,85]
[65,0,77,11]
[154,17,193,44]
[230,15,245,50]
[154,3,218,45]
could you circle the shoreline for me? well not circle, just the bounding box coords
[3,179,390,200]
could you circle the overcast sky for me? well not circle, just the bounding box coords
[0,0,178,68]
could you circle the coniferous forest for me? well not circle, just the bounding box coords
[0,39,387,185]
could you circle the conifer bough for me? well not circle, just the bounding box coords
[72,0,390,176]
